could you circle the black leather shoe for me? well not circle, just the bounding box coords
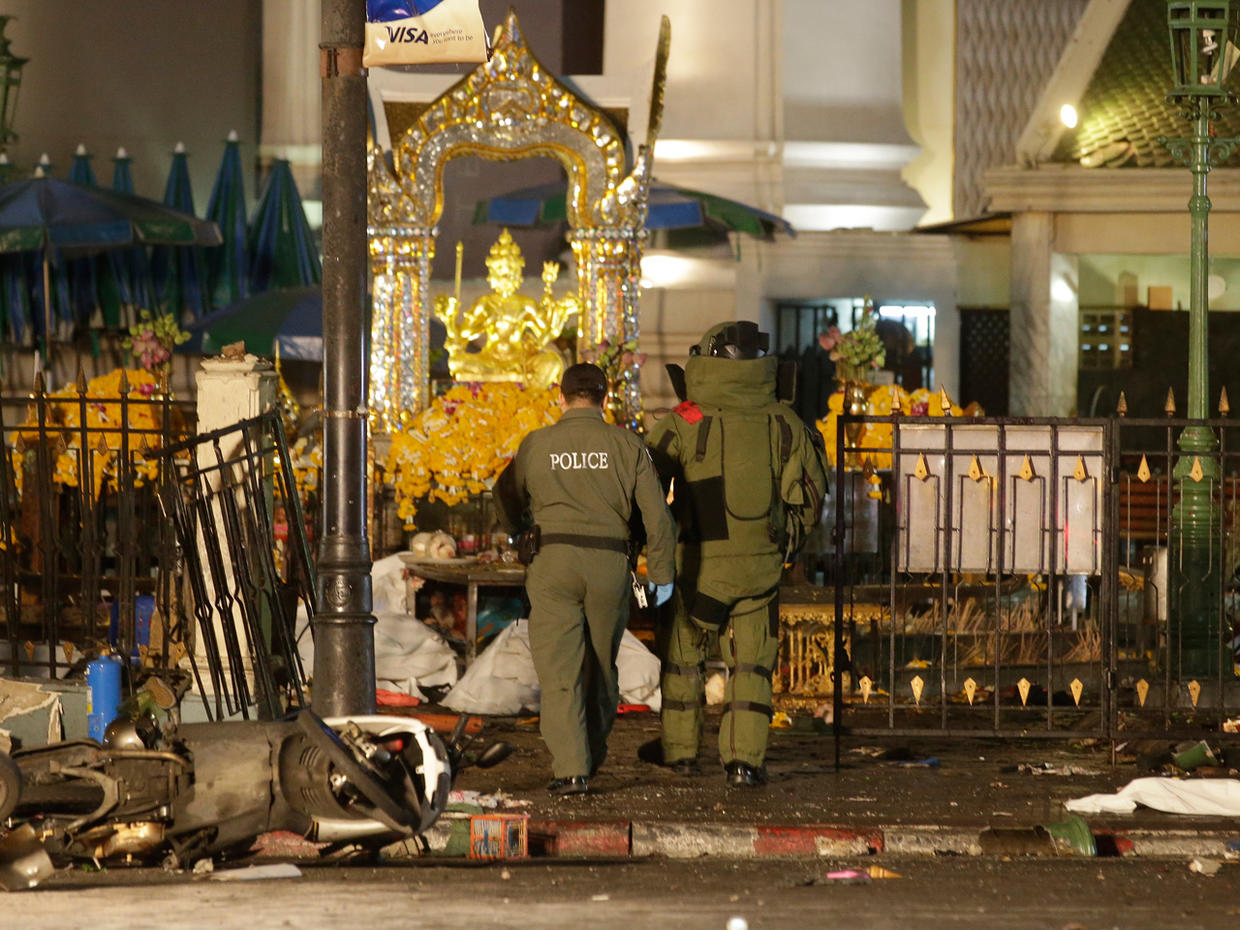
[724,761,767,788]
[547,776,589,796]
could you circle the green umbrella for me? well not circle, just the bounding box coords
[248,158,320,292]
[184,285,322,361]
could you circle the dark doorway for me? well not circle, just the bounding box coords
[959,307,1010,415]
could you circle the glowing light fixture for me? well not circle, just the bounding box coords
[1059,103,1078,128]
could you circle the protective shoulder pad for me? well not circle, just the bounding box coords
[673,400,703,424]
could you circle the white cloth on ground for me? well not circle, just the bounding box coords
[442,620,663,715]
[1064,776,1240,816]
[296,553,457,700]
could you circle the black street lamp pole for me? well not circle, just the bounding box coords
[314,0,376,716]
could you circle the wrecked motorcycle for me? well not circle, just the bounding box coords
[0,709,506,871]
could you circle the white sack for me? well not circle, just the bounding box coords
[442,621,663,715]
[371,553,412,614]
[617,632,662,713]
[442,620,540,715]
[296,551,458,700]
[1065,777,1240,816]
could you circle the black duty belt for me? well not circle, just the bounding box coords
[539,533,629,554]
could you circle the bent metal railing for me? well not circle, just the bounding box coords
[154,410,314,720]
[829,411,1240,742]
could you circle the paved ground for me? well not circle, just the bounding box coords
[9,708,1240,926]
[450,708,1235,842]
[19,855,1240,929]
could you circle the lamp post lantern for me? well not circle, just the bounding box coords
[1160,0,1240,677]
[0,16,27,155]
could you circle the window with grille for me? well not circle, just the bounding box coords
[1079,309,1133,370]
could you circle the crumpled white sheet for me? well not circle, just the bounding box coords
[442,620,663,716]
[1065,776,1240,816]
[297,553,458,700]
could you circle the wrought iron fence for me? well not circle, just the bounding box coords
[0,372,193,680]
[827,410,1240,741]
[1,378,311,723]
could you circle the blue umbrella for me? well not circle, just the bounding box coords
[0,174,221,352]
[150,144,210,321]
[248,159,320,293]
[474,180,796,246]
[184,285,322,361]
[99,147,156,328]
[67,145,102,328]
[0,251,30,343]
[205,131,250,309]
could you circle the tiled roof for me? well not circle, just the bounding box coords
[1053,0,1240,167]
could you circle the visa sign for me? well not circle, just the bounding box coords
[364,0,487,67]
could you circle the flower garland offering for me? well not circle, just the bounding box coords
[121,310,190,379]
[386,382,561,524]
[820,297,885,383]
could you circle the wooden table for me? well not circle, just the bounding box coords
[396,554,526,661]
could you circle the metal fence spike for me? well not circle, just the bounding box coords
[1116,390,1128,417]
[1165,387,1176,415]
[1220,386,1230,416]
[1136,679,1149,707]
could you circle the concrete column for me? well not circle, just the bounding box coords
[1009,212,1078,416]
[262,0,323,219]
[187,355,277,716]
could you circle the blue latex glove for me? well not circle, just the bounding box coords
[653,582,674,608]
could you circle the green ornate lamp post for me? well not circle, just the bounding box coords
[1159,0,1240,678]
[0,16,27,156]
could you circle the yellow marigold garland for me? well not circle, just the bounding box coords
[817,385,966,470]
[386,382,562,524]
[14,368,185,500]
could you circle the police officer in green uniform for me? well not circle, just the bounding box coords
[645,322,826,787]
[494,363,677,796]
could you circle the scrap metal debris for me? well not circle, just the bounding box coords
[0,824,56,891]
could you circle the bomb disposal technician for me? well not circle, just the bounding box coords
[494,363,677,796]
[644,322,827,787]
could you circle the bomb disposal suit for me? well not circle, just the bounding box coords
[646,322,827,776]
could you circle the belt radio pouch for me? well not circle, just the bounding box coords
[516,525,541,566]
